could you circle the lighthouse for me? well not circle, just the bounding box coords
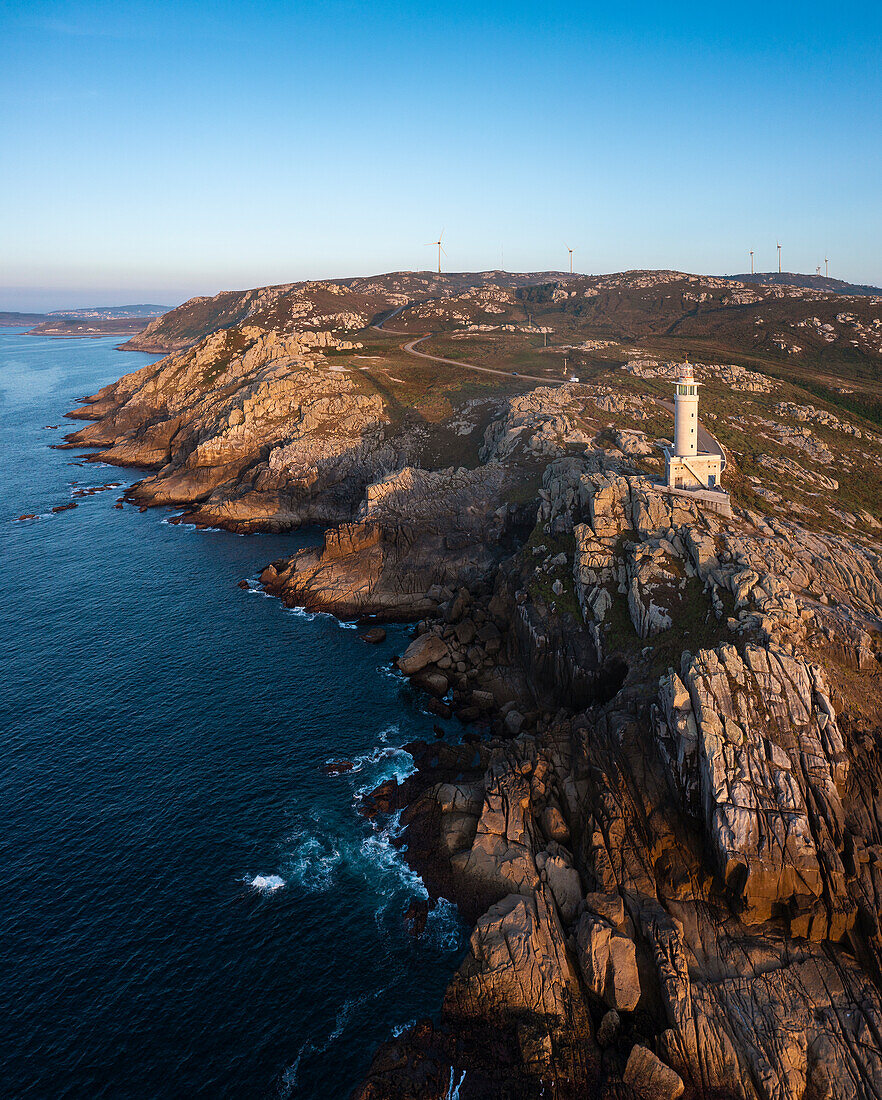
[664,359,723,491]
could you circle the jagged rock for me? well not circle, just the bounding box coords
[656,643,854,937]
[451,759,540,903]
[543,853,582,924]
[574,911,640,1011]
[444,888,594,1088]
[412,670,449,698]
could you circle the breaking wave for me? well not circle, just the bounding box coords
[246,873,286,893]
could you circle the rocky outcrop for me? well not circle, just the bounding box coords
[64,325,416,531]
[480,386,594,462]
[260,465,532,618]
[358,463,881,1099]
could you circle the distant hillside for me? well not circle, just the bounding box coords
[48,304,171,320]
[0,311,47,326]
[25,317,152,337]
[724,272,882,297]
[122,271,576,353]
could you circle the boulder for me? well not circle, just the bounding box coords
[623,1045,684,1100]
[541,805,570,844]
[412,670,449,698]
[596,1009,620,1048]
[397,633,449,675]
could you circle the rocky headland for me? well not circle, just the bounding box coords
[65,270,882,1098]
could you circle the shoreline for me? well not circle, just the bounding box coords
[51,283,882,1100]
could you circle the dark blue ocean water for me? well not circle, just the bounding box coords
[0,331,466,1098]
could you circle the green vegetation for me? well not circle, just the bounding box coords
[523,531,583,619]
[199,328,250,388]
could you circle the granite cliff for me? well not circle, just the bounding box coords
[65,270,882,1098]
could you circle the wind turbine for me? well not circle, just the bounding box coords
[777,241,782,274]
[425,230,446,274]
[749,250,754,275]
[825,256,829,278]
[565,244,574,274]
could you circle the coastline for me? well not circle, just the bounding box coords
[48,277,882,1099]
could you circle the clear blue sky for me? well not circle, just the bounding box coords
[2,0,880,310]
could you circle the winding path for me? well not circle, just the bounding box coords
[373,306,728,463]
[373,306,567,385]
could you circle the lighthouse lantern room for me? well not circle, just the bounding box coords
[664,360,723,491]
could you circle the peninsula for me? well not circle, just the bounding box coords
[64,269,882,1099]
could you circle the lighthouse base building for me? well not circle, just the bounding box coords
[664,450,722,490]
[663,361,724,491]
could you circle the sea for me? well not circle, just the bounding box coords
[0,330,467,1098]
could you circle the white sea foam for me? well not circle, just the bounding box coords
[247,873,286,893]
[446,1068,467,1099]
[284,829,343,892]
[391,1018,417,1038]
[425,898,465,952]
[345,743,413,796]
[285,605,318,621]
[377,723,399,744]
[244,578,274,598]
[159,516,198,531]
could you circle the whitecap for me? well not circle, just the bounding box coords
[159,516,198,531]
[350,746,416,798]
[391,1018,417,1038]
[244,578,275,598]
[247,873,285,893]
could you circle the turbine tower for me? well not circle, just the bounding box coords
[825,257,829,278]
[565,244,574,274]
[750,250,754,274]
[425,230,446,274]
[777,241,782,274]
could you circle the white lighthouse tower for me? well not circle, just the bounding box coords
[664,359,723,490]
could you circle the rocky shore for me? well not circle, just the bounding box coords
[64,273,882,1098]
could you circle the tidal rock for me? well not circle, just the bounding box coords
[397,633,449,675]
